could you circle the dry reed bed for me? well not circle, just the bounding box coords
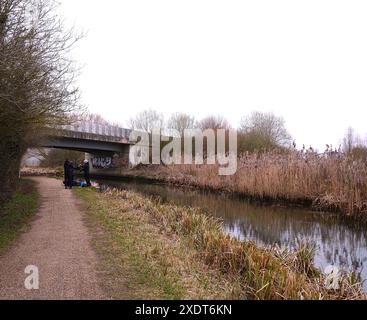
[104,187,365,300]
[131,151,367,215]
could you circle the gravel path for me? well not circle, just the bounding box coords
[0,177,106,300]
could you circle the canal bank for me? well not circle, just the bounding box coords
[86,168,358,215]
[93,177,367,294]
[73,183,365,300]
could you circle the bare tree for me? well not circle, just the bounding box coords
[197,115,230,130]
[167,112,195,135]
[342,127,367,158]
[78,113,111,125]
[128,109,165,132]
[239,111,292,148]
[343,127,355,154]
[0,0,82,201]
[342,127,364,153]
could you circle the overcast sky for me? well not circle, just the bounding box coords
[59,0,367,151]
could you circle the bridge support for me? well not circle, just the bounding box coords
[86,149,130,177]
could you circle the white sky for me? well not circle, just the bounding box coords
[59,0,367,151]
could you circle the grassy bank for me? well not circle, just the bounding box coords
[75,187,242,299]
[124,151,367,215]
[74,186,365,300]
[0,179,39,253]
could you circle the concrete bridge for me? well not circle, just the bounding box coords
[42,122,133,153]
[41,122,138,175]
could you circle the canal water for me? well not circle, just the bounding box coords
[96,178,367,291]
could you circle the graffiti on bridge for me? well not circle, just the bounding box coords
[91,156,118,169]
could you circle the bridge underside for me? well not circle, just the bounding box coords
[42,136,130,154]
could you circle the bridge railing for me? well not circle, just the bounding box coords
[59,122,132,140]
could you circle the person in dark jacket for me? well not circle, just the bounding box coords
[82,160,91,187]
[64,159,70,189]
[66,161,76,189]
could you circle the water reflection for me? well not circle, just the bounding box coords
[97,179,367,291]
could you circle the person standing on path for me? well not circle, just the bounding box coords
[67,161,77,189]
[64,159,70,189]
[82,160,91,187]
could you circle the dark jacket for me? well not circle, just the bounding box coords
[82,162,90,177]
[68,162,76,177]
[64,160,70,172]
[64,160,70,180]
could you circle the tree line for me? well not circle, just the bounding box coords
[128,109,367,158]
[0,0,82,201]
[128,109,293,154]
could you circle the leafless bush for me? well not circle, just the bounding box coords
[0,0,83,200]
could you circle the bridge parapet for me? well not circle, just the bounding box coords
[56,122,133,144]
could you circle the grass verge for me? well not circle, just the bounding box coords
[0,179,39,253]
[74,187,242,300]
[75,186,365,300]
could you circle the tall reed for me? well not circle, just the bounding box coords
[132,151,367,215]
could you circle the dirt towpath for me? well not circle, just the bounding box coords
[0,177,106,300]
